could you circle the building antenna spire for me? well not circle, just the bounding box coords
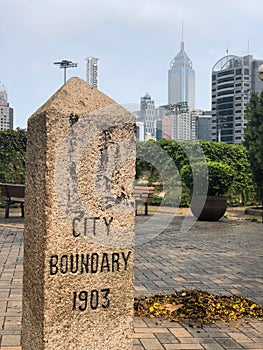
[181,21,186,102]
[248,38,250,55]
[181,21,184,51]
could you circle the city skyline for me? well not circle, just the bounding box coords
[0,0,262,128]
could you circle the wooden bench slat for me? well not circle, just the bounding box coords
[9,197,25,203]
[134,186,154,215]
[0,183,25,218]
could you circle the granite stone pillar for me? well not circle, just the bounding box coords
[22,78,136,350]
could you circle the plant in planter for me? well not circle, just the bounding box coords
[180,161,235,221]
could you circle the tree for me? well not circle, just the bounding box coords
[244,91,263,220]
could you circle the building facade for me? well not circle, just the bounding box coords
[0,83,13,130]
[161,102,194,141]
[211,54,263,144]
[162,115,173,140]
[156,119,163,141]
[85,57,98,88]
[139,93,155,137]
[168,41,195,109]
[192,109,212,141]
[171,102,192,141]
[136,121,145,141]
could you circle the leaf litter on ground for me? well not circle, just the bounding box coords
[134,289,263,324]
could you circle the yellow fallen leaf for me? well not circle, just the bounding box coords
[164,303,184,313]
[149,306,155,313]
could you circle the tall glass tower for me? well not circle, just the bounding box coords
[168,41,195,109]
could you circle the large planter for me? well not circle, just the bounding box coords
[190,195,227,221]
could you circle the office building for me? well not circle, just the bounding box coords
[86,57,98,88]
[172,103,192,141]
[0,83,13,130]
[139,93,155,137]
[211,54,263,144]
[161,102,194,141]
[192,109,212,141]
[168,40,195,109]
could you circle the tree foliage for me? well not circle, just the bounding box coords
[0,128,27,184]
[136,139,257,206]
[244,91,263,200]
[181,161,235,196]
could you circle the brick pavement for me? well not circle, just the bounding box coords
[135,208,263,305]
[0,208,262,349]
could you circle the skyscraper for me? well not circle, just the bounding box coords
[85,57,98,88]
[139,93,155,137]
[211,54,263,144]
[0,83,13,130]
[168,40,195,109]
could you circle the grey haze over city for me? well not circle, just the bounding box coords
[1,0,262,128]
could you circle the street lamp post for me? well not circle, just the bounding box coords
[54,60,78,84]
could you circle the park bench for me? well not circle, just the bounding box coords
[134,186,154,215]
[0,183,25,218]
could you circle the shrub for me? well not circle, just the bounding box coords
[180,161,235,196]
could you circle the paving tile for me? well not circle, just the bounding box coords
[134,332,157,339]
[169,327,194,338]
[140,338,164,349]
[227,331,253,343]
[178,338,214,344]
[164,344,205,349]
[236,344,263,349]
[1,334,21,346]
[215,337,242,348]
[155,332,180,344]
[135,327,170,334]
[201,344,225,350]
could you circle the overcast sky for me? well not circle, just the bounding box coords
[1,0,263,128]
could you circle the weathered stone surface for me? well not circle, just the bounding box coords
[22,78,136,350]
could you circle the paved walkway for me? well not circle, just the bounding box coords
[0,207,262,349]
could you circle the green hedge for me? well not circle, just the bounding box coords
[0,128,27,184]
[136,140,257,206]
[0,130,258,207]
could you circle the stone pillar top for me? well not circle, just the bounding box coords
[33,77,116,117]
